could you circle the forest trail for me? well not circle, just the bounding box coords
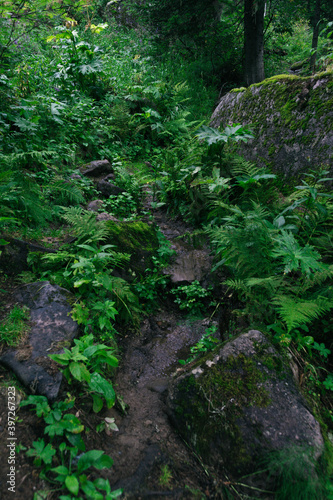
[103,194,217,498]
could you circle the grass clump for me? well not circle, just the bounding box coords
[0,305,30,347]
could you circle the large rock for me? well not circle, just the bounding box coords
[96,179,124,198]
[167,330,324,478]
[164,244,212,285]
[80,159,113,177]
[210,72,333,178]
[0,282,79,401]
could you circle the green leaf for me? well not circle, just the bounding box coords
[49,349,72,365]
[65,475,79,496]
[26,440,56,465]
[77,450,105,473]
[51,465,69,476]
[69,362,91,383]
[66,432,86,451]
[323,374,333,391]
[273,295,333,332]
[196,125,228,145]
[80,478,102,499]
[95,351,118,368]
[272,231,326,277]
[88,373,116,408]
[74,278,92,288]
[92,394,104,413]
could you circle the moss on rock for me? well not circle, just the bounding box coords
[167,330,324,477]
[105,220,159,271]
[211,72,333,178]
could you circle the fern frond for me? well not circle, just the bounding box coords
[300,265,333,292]
[49,177,85,206]
[271,230,327,277]
[61,206,109,245]
[226,276,283,297]
[0,150,58,168]
[273,294,333,332]
[231,158,267,179]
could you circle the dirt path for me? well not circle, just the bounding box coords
[102,207,217,498]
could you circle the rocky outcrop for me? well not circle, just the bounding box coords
[211,72,333,178]
[167,330,324,478]
[0,282,79,401]
[164,243,212,285]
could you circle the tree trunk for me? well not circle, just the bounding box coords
[213,0,223,21]
[310,0,321,73]
[244,0,265,86]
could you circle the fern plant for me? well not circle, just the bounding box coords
[0,168,52,226]
[47,177,85,206]
[60,207,110,245]
[208,201,276,278]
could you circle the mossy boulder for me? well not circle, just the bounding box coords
[105,220,159,272]
[211,72,333,178]
[167,330,324,477]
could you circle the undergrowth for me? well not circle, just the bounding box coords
[0,2,332,499]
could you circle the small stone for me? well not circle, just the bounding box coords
[87,200,104,212]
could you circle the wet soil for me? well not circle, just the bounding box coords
[0,198,227,500]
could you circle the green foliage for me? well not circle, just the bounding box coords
[264,446,328,500]
[273,295,333,333]
[60,207,110,245]
[132,253,170,314]
[20,394,122,499]
[1,3,333,495]
[0,305,30,346]
[196,124,254,146]
[50,334,118,411]
[158,464,173,487]
[46,26,107,96]
[170,280,212,315]
[104,192,138,219]
[179,325,220,365]
[271,230,327,277]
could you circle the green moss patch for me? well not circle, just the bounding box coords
[170,352,271,472]
[105,220,159,271]
[211,72,333,177]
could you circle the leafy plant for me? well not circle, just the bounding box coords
[158,464,173,487]
[49,334,118,412]
[196,123,254,173]
[179,325,220,365]
[46,25,107,95]
[20,394,122,499]
[264,446,328,500]
[170,280,212,315]
[60,207,111,245]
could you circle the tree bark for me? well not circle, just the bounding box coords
[310,0,321,73]
[244,0,265,86]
